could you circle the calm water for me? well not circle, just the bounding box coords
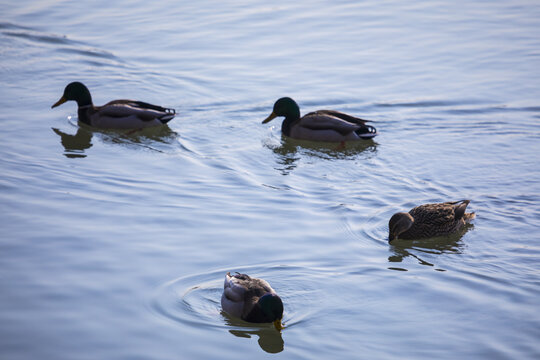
[1,1,540,359]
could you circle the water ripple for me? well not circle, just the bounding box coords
[374,99,487,108]
[151,264,330,333]
[3,29,72,45]
[56,47,118,61]
[0,21,34,31]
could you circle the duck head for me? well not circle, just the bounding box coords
[52,82,93,108]
[262,97,300,124]
[388,212,414,242]
[258,293,284,331]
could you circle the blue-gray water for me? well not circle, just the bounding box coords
[1,1,540,359]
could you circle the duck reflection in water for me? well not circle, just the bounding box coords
[267,136,377,175]
[222,312,284,354]
[52,125,177,158]
[52,127,92,158]
[388,224,474,268]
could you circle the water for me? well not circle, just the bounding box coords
[1,1,540,359]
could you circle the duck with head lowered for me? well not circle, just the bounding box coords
[388,200,475,242]
[52,82,176,129]
[262,97,377,142]
[221,272,284,331]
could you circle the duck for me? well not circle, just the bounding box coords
[262,97,377,142]
[221,272,284,331]
[388,200,475,242]
[52,82,176,129]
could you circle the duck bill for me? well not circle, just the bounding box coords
[273,319,284,331]
[262,112,277,124]
[52,96,67,109]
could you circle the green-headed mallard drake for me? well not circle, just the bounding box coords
[262,97,377,142]
[52,82,176,129]
[388,200,475,242]
[221,272,284,331]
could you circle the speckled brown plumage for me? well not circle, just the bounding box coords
[388,200,475,242]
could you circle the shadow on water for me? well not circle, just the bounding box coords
[223,312,284,354]
[52,124,178,157]
[268,136,378,175]
[387,224,474,271]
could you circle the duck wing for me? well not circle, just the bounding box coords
[311,110,371,125]
[99,100,176,122]
[409,202,459,226]
[410,200,472,224]
[106,100,176,114]
[227,273,273,296]
[300,112,362,135]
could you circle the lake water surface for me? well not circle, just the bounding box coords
[1,1,540,359]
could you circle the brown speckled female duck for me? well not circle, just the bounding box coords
[388,200,475,242]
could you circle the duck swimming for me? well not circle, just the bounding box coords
[221,272,284,331]
[52,82,175,129]
[388,200,475,242]
[262,97,377,142]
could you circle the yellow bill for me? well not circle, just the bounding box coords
[52,96,67,109]
[273,318,284,331]
[262,111,278,124]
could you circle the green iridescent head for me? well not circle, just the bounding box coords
[52,82,93,108]
[262,97,301,123]
[259,293,284,330]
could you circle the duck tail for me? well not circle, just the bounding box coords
[130,100,176,123]
[464,212,476,222]
[159,108,176,123]
[355,124,378,139]
[454,200,472,220]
